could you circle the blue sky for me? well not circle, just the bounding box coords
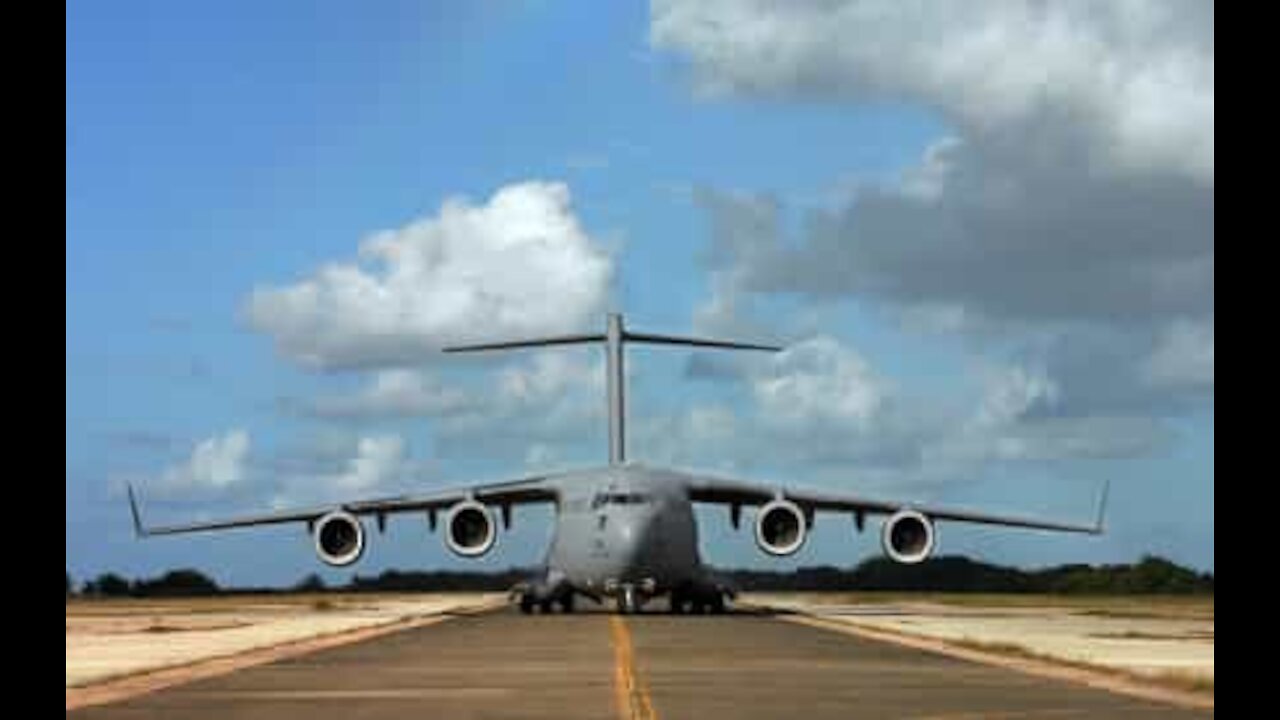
[67,1,1214,587]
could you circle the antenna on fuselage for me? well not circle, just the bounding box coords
[443,313,782,466]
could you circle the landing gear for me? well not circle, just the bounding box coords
[517,590,579,614]
[616,586,640,614]
[670,586,727,615]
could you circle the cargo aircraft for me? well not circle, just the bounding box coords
[130,313,1107,613]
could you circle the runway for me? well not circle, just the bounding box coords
[69,608,1211,719]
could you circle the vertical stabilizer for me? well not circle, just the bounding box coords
[444,314,781,466]
[605,313,626,465]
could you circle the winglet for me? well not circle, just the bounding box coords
[127,484,149,538]
[1092,479,1110,535]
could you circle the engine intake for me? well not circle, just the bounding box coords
[881,509,935,564]
[445,500,497,557]
[313,510,366,567]
[755,499,807,556]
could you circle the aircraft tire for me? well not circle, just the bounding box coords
[710,594,726,614]
[668,594,686,614]
[616,588,639,614]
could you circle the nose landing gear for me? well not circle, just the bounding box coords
[616,586,640,614]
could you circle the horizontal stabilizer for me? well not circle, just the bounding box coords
[441,313,782,466]
[443,333,605,353]
[443,330,781,354]
[623,331,781,352]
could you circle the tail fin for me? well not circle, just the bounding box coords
[443,331,779,354]
[443,313,780,465]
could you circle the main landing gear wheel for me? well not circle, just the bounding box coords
[560,594,576,613]
[710,594,726,614]
[519,595,534,615]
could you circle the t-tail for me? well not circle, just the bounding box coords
[444,313,781,465]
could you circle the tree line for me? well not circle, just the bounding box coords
[72,568,220,597]
[67,554,1213,598]
[714,555,1214,594]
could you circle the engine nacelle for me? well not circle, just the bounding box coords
[313,510,366,567]
[881,509,936,564]
[755,499,807,556]
[445,500,497,558]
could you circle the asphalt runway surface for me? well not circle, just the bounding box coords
[69,607,1212,719]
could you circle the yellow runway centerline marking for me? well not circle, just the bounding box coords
[609,616,658,720]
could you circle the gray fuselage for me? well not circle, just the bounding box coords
[544,465,703,598]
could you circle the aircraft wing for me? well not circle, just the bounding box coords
[128,473,560,537]
[679,470,1107,534]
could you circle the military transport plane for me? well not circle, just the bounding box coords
[129,313,1107,614]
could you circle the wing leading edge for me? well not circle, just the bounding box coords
[680,470,1108,535]
[127,474,561,538]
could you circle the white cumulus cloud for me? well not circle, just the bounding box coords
[269,434,411,506]
[658,2,1212,444]
[305,369,470,419]
[751,336,887,431]
[971,365,1059,429]
[652,0,1213,185]
[328,435,406,495]
[1143,320,1214,389]
[247,182,612,369]
[156,430,251,493]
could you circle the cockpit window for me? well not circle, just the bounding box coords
[591,492,653,509]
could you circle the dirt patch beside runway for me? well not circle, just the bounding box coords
[745,592,1213,710]
[66,593,502,709]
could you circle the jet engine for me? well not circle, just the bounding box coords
[881,509,935,564]
[445,499,497,557]
[755,499,807,556]
[313,510,366,567]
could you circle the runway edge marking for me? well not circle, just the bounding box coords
[609,616,659,720]
[66,598,506,712]
[755,606,1212,712]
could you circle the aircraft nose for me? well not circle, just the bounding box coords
[609,509,661,576]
